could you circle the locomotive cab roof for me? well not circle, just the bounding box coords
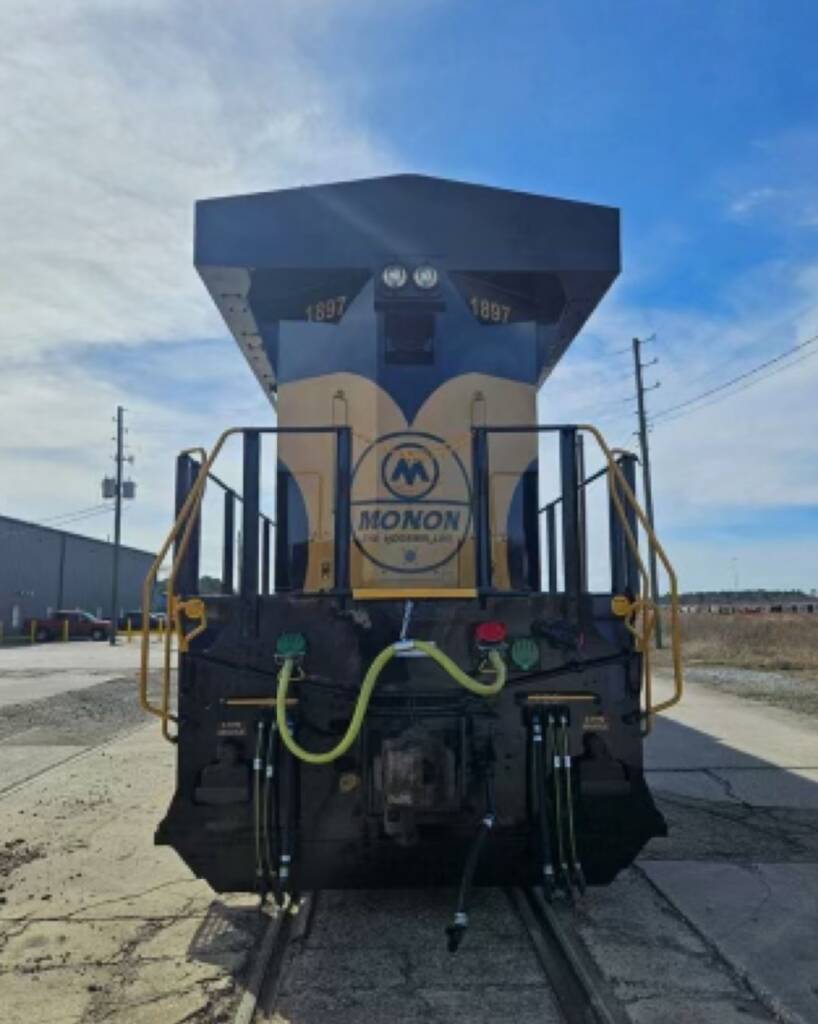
[195,173,620,401]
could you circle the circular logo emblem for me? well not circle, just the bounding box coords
[381,442,439,500]
[351,431,471,576]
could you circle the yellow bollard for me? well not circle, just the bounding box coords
[30,619,37,644]
[127,617,133,643]
[62,618,69,642]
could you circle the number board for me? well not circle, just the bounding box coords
[469,296,513,324]
[450,270,565,326]
[246,268,369,325]
[305,296,347,323]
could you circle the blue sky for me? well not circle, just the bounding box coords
[1,0,817,591]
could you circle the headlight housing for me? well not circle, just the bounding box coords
[412,265,438,290]
[382,264,408,289]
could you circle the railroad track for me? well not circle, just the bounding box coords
[508,887,630,1024]
[235,887,629,1024]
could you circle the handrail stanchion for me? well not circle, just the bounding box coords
[222,491,236,595]
[545,503,557,594]
[620,454,640,597]
[609,461,627,595]
[576,434,588,593]
[560,428,581,621]
[262,518,272,596]
[333,426,352,592]
[241,430,261,599]
[472,427,491,592]
[174,454,201,599]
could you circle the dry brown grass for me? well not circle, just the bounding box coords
[654,612,818,672]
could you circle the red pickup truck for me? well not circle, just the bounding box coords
[25,609,112,642]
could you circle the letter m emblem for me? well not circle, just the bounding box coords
[391,458,429,486]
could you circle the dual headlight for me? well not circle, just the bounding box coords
[381,264,439,291]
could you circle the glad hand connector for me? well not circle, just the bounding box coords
[474,620,508,651]
[275,632,307,678]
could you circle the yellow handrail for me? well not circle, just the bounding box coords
[140,444,212,739]
[141,425,682,742]
[578,424,684,725]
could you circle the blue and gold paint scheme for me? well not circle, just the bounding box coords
[154,174,671,901]
[196,174,619,591]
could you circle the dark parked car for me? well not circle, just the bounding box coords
[24,609,112,641]
[117,610,165,630]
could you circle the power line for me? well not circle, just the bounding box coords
[652,345,818,428]
[680,299,818,392]
[36,503,110,525]
[651,331,818,422]
[0,504,114,541]
[52,506,115,527]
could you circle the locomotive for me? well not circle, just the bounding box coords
[139,174,682,946]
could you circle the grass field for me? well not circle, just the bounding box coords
[656,612,818,672]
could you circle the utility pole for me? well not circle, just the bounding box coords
[632,337,663,648]
[108,406,124,646]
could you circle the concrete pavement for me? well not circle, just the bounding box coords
[0,724,263,1024]
[641,670,818,1024]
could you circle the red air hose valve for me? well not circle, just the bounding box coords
[474,621,507,647]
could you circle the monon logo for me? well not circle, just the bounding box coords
[351,431,471,575]
[381,443,439,500]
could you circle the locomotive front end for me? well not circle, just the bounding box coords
[141,175,682,921]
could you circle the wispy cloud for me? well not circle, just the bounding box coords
[0,0,395,355]
[728,185,780,217]
[0,0,396,551]
[540,256,818,588]
[721,128,818,231]
[2,2,817,592]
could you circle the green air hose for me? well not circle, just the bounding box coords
[275,641,507,766]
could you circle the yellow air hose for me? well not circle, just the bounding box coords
[275,642,508,766]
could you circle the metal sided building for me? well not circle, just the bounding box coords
[0,514,156,633]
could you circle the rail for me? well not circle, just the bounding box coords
[139,428,351,742]
[583,422,683,720]
[472,423,683,726]
[141,422,681,741]
[509,887,631,1024]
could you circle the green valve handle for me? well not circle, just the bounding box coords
[276,632,307,658]
[510,637,540,671]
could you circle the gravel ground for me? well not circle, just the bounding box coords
[0,676,154,746]
[265,888,564,1024]
[263,882,774,1024]
[684,665,818,718]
